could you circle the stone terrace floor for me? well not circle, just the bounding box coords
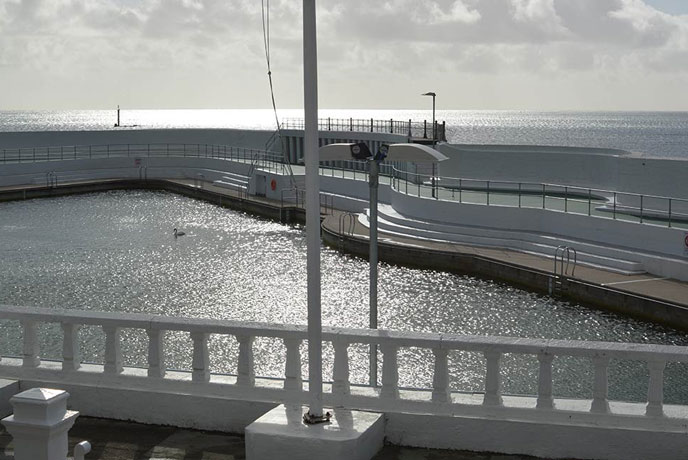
[0,417,554,460]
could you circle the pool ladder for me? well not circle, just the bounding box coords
[550,245,577,296]
[46,172,57,188]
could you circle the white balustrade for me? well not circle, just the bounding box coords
[61,323,81,372]
[380,343,399,400]
[103,326,122,374]
[191,332,210,383]
[591,355,610,413]
[332,338,350,403]
[284,338,302,391]
[236,335,255,387]
[483,350,503,407]
[1,305,687,425]
[431,348,450,403]
[536,353,554,410]
[21,320,40,368]
[147,329,165,378]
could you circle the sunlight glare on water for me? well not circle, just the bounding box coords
[1,191,687,402]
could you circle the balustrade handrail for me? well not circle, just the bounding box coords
[2,303,686,420]
[2,305,687,361]
[282,117,447,141]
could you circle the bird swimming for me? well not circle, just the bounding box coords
[173,228,185,237]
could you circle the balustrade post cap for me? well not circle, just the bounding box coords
[9,388,70,424]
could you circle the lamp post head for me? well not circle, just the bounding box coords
[422,92,436,97]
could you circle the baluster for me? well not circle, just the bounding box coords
[332,339,350,403]
[590,355,610,413]
[147,329,166,378]
[236,335,255,387]
[431,348,450,403]
[21,320,40,368]
[483,350,503,406]
[284,338,302,391]
[61,323,81,372]
[380,343,399,400]
[646,360,666,417]
[190,332,210,382]
[103,326,123,374]
[536,353,554,409]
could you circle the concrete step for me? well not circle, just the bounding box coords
[362,206,646,275]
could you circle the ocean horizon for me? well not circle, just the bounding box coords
[1,109,687,159]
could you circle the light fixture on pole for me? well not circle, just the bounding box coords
[319,142,447,387]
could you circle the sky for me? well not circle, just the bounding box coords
[1,0,688,111]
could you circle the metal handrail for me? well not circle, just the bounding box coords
[281,117,446,141]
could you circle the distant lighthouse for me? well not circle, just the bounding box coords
[115,105,120,127]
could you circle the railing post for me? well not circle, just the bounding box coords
[283,338,302,391]
[431,348,451,403]
[486,181,490,205]
[147,329,166,378]
[613,192,617,219]
[190,332,210,383]
[483,350,503,406]
[646,360,666,417]
[590,355,610,414]
[542,184,546,209]
[327,117,331,130]
[565,186,568,213]
[408,119,412,137]
[536,353,554,409]
[668,199,672,227]
[21,320,40,368]
[588,189,592,216]
[380,343,399,400]
[236,335,255,387]
[61,323,81,372]
[423,120,428,138]
[349,117,353,131]
[370,118,374,132]
[640,195,644,223]
[103,325,123,374]
[518,183,522,208]
[332,338,350,404]
[389,118,393,133]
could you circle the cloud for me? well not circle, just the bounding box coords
[1,0,688,109]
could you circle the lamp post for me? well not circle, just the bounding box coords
[422,92,436,143]
[319,142,447,387]
[422,92,437,198]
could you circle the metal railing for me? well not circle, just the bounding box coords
[387,169,688,229]
[1,304,687,424]
[282,117,447,141]
[0,143,281,165]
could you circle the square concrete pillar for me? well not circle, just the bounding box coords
[0,379,19,418]
[2,388,79,460]
[245,405,384,460]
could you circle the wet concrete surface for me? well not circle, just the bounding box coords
[0,417,552,460]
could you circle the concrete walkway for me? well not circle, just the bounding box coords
[0,417,546,460]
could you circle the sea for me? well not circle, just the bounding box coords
[1,109,687,159]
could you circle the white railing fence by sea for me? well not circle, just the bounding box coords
[1,305,687,429]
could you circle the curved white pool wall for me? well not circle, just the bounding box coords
[0,156,293,201]
[0,128,273,150]
[390,189,688,281]
[438,144,688,213]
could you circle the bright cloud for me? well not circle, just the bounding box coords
[0,0,687,110]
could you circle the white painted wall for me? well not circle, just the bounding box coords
[0,129,273,150]
[390,190,688,281]
[438,144,688,200]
